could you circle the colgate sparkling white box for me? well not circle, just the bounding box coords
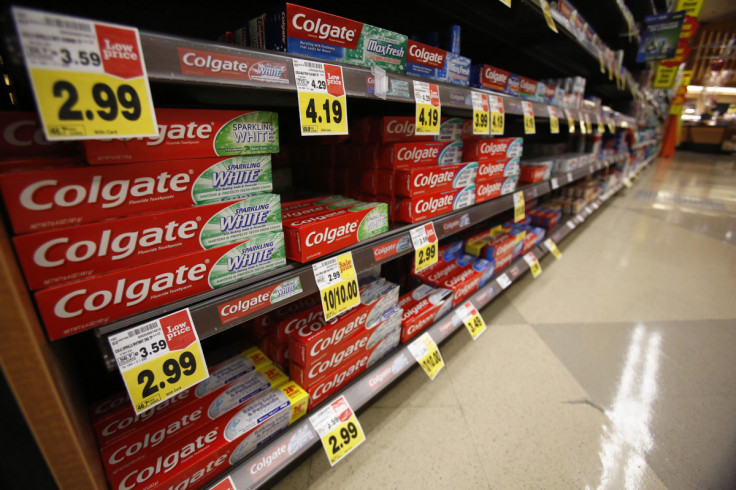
[379,141,463,169]
[283,202,388,262]
[394,162,477,197]
[475,176,519,204]
[290,304,402,388]
[35,232,286,340]
[100,363,288,473]
[477,158,520,183]
[399,285,453,343]
[396,186,475,223]
[107,381,308,490]
[0,154,274,235]
[84,109,279,164]
[470,64,510,92]
[265,3,407,73]
[14,194,282,290]
[463,137,524,164]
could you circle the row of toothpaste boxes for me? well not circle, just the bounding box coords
[88,197,564,489]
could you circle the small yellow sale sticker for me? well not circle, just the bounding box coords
[544,238,562,260]
[585,113,593,134]
[522,101,536,135]
[471,91,490,135]
[108,309,209,415]
[310,395,366,466]
[408,332,444,380]
[596,113,605,134]
[523,252,542,278]
[579,112,587,134]
[456,300,487,340]
[313,252,360,321]
[12,7,157,140]
[294,59,348,135]
[414,80,441,135]
[547,106,559,134]
[513,191,525,223]
[410,222,438,273]
[564,108,575,134]
[490,95,505,135]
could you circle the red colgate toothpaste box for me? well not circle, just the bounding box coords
[35,232,286,340]
[410,240,465,280]
[399,285,453,343]
[256,293,321,341]
[469,64,511,92]
[290,304,402,388]
[396,186,475,223]
[519,165,548,183]
[353,116,464,144]
[527,208,561,229]
[394,162,477,197]
[281,198,359,221]
[477,158,520,182]
[84,109,279,164]
[519,76,539,100]
[0,111,81,158]
[107,381,308,490]
[283,202,388,262]
[463,137,524,164]
[280,195,340,213]
[306,329,400,410]
[379,140,463,169]
[440,256,495,306]
[287,279,399,366]
[483,233,515,269]
[14,194,282,290]
[421,252,475,286]
[475,176,519,204]
[0,154,274,235]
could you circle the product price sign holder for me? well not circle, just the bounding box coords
[544,238,562,260]
[498,0,512,7]
[210,476,236,490]
[540,0,559,33]
[313,252,360,321]
[585,113,593,134]
[456,300,487,340]
[12,7,157,140]
[471,91,490,135]
[108,309,209,415]
[293,59,348,135]
[408,332,444,380]
[490,95,505,135]
[607,118,616,133]
[310,395,366,466]
[547,106,559,134]
[551,177,559,189]
[410,222,438,273]
[579,111,587,134]
[513,191,525,223]
[596,113,605,134]
[522,101,536,135]
[624,178,633,189]
[564,108,575,134]
[599,53,606,73]
[523,252,542,278]
[497,273,512,289]
[413,80,440,135]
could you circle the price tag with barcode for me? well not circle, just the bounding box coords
[310,395,366,466]
[564,108,575,134]
[513,191,525,223]
[579,112,587,134]
[497,273,512,289]
[294,59,348,135]
[471,91,490,135]
[547,106,559,134]
[544,238,562,259]
[585,113,593,134]
[456,301,487,340]
[522,101,536,134]
[411,222,438,273]
[540,0,559,33]
[108,309,209,415]
[551,177,559,189]
[408,332,444,380]
[523,252,542,278]
[490,95,505,135]
[596,113,605,134]
[414,80,440,135]
[567,220,576,230]
[313,252,360,321]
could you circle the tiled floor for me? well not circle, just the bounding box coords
[271,151,736,489]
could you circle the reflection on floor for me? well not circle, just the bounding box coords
[271,151,736,490]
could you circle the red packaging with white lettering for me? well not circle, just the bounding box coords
[399,286,453,343]
[0,155,274,235]
[476,158,520,182]
[396,186,475,223]
[410,241,465,279]
[484,233,515,269]
[519,165,548,183]
[378,140,463,169]
[106,381,308,490]
[34,232,286,340]
[83,108,279,164]
[394,162,477,197]
[462,137,524,164]
[475,176,519,204]
[353,116,464,143]
[439,257,495,306]
[281,197,358,221]
[0,111,81,158]
[470,64,510,92]
[280,195,339,213]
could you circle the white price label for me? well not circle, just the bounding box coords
[551,177,559,189]
[497,273,512,289]
[522,101,536,134]
[567,172,573,182]
[471,91,490,135]
[293,59,348,135]
[456,301,487,340]
[523,252,542,278]
[567,220,576,230]
[407,332,444,380]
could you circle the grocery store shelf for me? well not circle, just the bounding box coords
[631,139,658,150]
[95,151,626,369]
[202,152,656,490]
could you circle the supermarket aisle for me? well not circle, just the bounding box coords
[272,151,736,490]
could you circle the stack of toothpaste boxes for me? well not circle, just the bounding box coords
[90,345,309,490]
[0,108,286,340]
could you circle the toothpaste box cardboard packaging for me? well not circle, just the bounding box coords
[470,64,510,93]
[463,137,523,165]
[474,176,519,204]
[396,186,475,223]
[379,140,463,169]
[394,162,477,197]
[399,285,453,343]
[476,158,520,182]
[352,116,464,144]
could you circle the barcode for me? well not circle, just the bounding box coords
[45,16,91,32]
[128,321,158,338]
[303,61,323,69]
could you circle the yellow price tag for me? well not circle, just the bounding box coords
[585,114,593,134]
[411,223,439,273]
[414,81,441,135]
[544,238,562,260]
[579,114,587,134]
[622,76,626,91]
[408,332,444,380]
[313,252,361,321]
[294,60,348,135]
[471,91,490,135]
[523,252,542,278]
[457,301,487,340]
[599,54,606,73]
[615,71,621,89]
[13,7,157,140]
[547,106,559,134]
[310,396,366,466]
[498,0,512,6]
[596,114,605,134]
[108,309,209,415]
[564,109,575,134]
[608,65,614,81]
[624,179,633,189]
[540,0,559,33]
[513,191,525,223]
[490,96,505,135]
[522,101,536,135]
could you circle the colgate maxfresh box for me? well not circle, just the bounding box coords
[0,155,274,235]
[477,158,520,182]
[463,137,524,164]
[399,285,453,343]
[14,195,282,290]
[107,381,308,490]
[265,3,407,73]
[379,141,463,169]
[394,162,477,197]
[470,64,510,92]
[290,304,402,388]
[283,202,388,262]
[35,232,286,340]
[440,257,495,306]
[396,186,475,223]
[84,109,279,164]
[475,176,519,204]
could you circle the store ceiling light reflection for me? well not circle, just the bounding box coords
[589,324,662,490]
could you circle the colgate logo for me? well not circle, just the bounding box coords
[415,194,454,215]
[408,41,446,69]
[480,141,508,156]
[386,119,415,137]
[309,313,368,357]
[3,118,55,148]
[311,355,368,401]
[304,221,358,247]
[284,310,323,337]
[479,162,504,177]
[396,146,439,163]
[126,122,213,147]
[413,170,453,188]
[484,67,509,86]
[289,7,362,49]
[520,78,536,93]
[368,365,393,389]
[307,335,369,379]
[445,268,475,288]
[478,181,502,197]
